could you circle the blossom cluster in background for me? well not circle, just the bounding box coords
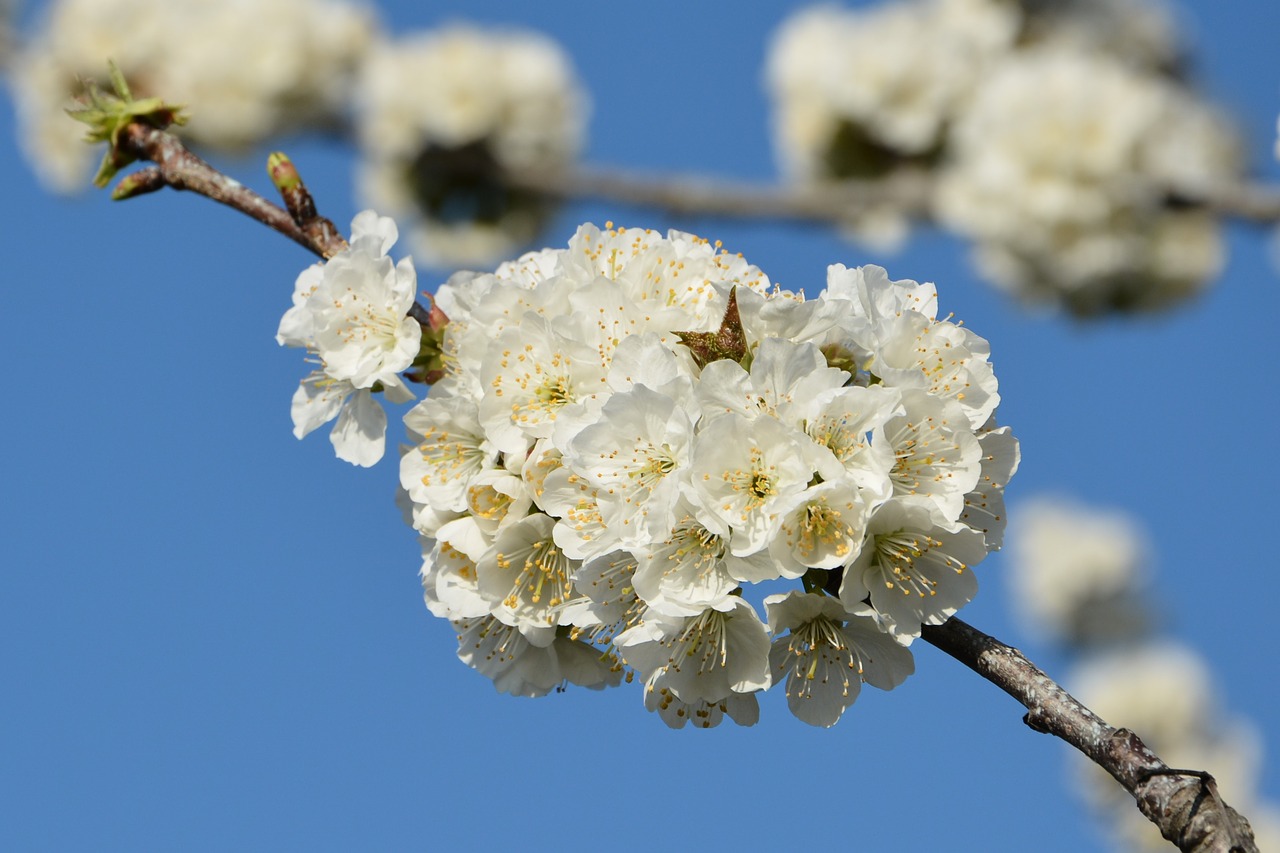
[354,25,586,268]
[377,220,1019,727]
[8,0,586,272]
[1073,645,1280,851]
[1007,497,1150,648]
[766,0,1243,315]
[1006,497,1280,851]
[935,48,1237,314]
[7,0,1259,315]
[10,0,375,190]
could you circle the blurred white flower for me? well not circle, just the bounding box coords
[1071,643,1267,852]
[766,0,1018,175]
[354,24,586,268]
[765,0,1019,245]
[12,0,376,191]
[1007,496,1150,648]
[404,223,1016,725]
[935,47,1241,315]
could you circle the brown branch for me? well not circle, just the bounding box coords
[113,122,330,258]
[921,617,1258,853]
[506,164,934,224]
[1194,182,1280,223]
[108,123,441,339]
[509,164,1280,228]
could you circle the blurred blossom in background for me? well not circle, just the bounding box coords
[353,24,586,268]
[765,0,1243,315]
[1008,496,1280,851]
[1007,496,1151,649]
[10,0,376,190]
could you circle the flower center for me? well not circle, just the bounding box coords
[417,427,486,488]
[873,530,953,597]
[499,536,573,615]
[662,609,731,675]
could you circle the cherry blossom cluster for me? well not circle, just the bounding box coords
[384,221,1019,727]
[767,0,1242,314]
[935,48,1238,315]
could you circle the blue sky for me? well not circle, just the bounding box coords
[2,1,1278,850]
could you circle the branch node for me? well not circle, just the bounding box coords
[1021,709,1052,734]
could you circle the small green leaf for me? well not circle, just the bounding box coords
[65,60,188,188]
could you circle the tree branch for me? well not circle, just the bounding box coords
[507,164,933,224]
[921,617,1258,853]
[509,164,1280,227]
[114,122,337,258]
[109,124,442,335]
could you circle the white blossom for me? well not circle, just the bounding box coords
[453,616,619,698]
[1007,496,1150,647]
[841,501,987,643]
[287,211,421,390]
[770,478,872,576]
[765,590,914,727]
[766,0,1018,174]
[686,413,825,558]
[420,537,488,621]
[878,389,982,520]
[632,499,754,617]
[935,47,1241,315]
[401,396,499,515]
[289,370,409,468]
[401,223,1014,724]
[278,211,421,466]
[476,513,578,632]
[642,671,761,729]
[615,597,771,705]
[765,0,1019,244]
[563,384,695,549]
[959,422,1020,550]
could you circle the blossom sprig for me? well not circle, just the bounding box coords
[396,220,1019,727]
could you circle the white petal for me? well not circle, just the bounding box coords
[330,389,387,467]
